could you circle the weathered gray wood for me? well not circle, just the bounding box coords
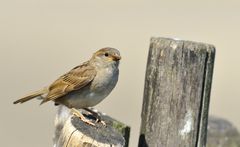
[139,37,215,147]
[207,116,240,147]
[54,105,130,147]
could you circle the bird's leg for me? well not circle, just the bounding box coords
[84,108,106,126]
[71,108,95,126]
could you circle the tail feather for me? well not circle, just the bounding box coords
[13,87,48,104]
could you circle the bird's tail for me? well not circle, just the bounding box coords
[13,87,48,104]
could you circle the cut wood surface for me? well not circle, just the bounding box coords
[139,37,215,147]
[54,106,130,147]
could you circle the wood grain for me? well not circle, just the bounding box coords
[139,37,215,147]
[54,106,130,147]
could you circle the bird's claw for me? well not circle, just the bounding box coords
[95,118,106,126]
[71,108,95,126]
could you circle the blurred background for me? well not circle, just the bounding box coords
[1,0,240,146]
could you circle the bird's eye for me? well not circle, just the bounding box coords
[104,53,109,57]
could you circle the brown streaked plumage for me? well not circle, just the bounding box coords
[40,61,97,104]
[13,61,97,105]
[13,47,121,111]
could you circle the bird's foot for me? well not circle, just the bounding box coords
[84,108,107,127]
[71,108,95,126]
[96,119,106,126]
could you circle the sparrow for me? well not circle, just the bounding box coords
[13,47,121,126]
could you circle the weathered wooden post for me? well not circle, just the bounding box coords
[139,37,215,147]
[54,105,130,147]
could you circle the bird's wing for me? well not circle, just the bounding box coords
[41,62,96,104]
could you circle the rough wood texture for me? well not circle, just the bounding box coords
[139,37,215,147]
[207,116,240,147]
[53,106,130,147]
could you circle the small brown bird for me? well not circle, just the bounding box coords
[13,47,121,126]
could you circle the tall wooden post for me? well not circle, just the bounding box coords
[139,37,215,147]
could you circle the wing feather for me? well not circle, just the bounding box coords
[41,62,96,104]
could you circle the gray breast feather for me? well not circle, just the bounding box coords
[58,67,119,108]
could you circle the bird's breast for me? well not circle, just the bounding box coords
[91,67,119,93]
[58,67,119,109]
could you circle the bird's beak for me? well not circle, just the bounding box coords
[111,55,121,61]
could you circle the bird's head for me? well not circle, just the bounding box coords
[91,47,121,68]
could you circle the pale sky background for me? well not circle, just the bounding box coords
[1,0,240,147]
